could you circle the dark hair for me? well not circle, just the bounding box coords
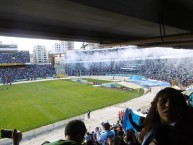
[111,136,126,145]
[139,87,189,141]
[126,129,134,134]
[103,122,110,130]
[65,120,86,137]
[86,140,94,145]
[117,130,124,136]
[125,129,135,142]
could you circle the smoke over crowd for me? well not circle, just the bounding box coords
[64,46,193,87]
[65,46,193,63]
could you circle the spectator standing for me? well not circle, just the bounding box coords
[110,136,127,145]
[124,129,139,145]
[93,127,101,145]
[13,129,22,145]
[87,110,91,119]
[98,122,115,145]
[85,132,92,143]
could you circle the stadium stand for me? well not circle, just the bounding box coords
[64,48,193,88]
[1,46,193,145]
[0,44,56,84]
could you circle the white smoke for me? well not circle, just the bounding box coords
[64,46,193,63]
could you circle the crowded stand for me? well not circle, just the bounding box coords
[64,47,193,87]
[2,47,193,145]
[0,45,55,84]
[0,51,30,64]
[0,65,55,83]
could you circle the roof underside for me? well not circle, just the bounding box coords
[0,0,193,48]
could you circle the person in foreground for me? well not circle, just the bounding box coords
[43,119,87,145]
[139,87,193,145]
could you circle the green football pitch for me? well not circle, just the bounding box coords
[0,79,143,132]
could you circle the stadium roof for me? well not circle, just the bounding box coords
[0,44,18,51]
[0,0,193,49]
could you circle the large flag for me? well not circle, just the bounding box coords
[122,108,146,132]
[189,93,193,107]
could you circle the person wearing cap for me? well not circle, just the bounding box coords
[98,122,115,145]
[111,124,118,136]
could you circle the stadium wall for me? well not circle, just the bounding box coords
[0,115,85,145]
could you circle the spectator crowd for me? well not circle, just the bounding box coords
[65,57,193,87]
[0,50,55,84]
[0,65,55,84]
[0,51,30,64]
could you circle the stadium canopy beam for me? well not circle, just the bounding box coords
[100,33,193,49]
[138,40,193,49]
[0,0,193,48]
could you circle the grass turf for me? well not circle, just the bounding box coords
[0,79,143,132]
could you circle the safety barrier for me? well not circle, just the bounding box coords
[0,115,85,145]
